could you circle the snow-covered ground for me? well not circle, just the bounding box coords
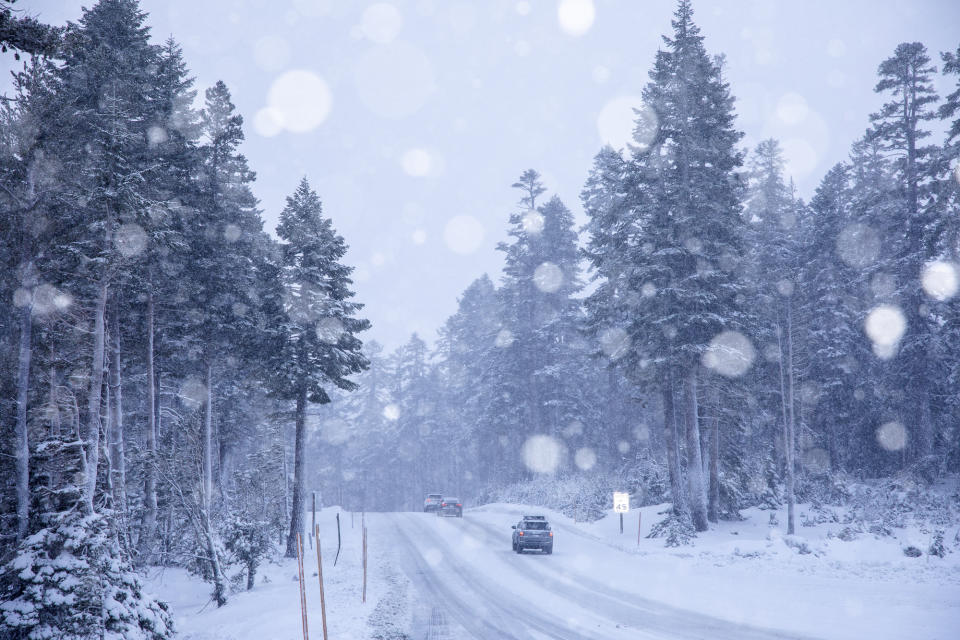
[144,507,404,640]
[466,502,960,639]
[144,502,960,639]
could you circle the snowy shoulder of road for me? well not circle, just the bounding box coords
[144,507,409,640]
[143,501,960,640]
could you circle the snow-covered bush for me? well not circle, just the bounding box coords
[0,510,173,640]
[795,471,853,506]
[647,511,695,547]
[783,534,812,555]
[843,475,958,534]
[483,472,616,522]
[928,531,947,558]
[481,456,669,523]
[223,515,274,590]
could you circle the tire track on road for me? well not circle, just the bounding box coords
[454,514,819,640]
[391,513,629,640]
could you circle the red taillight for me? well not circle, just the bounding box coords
[518,531,524,536]
[456,503,462,507]
[548,531,553,537]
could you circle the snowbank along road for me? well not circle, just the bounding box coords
[385,511,816,640]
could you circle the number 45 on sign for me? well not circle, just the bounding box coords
[613,492,629,513]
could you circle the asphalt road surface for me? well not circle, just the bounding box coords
[381,511,818,640]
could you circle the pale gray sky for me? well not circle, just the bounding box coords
[5,0,959,350]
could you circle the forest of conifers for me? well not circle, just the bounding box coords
[0,1,958,637]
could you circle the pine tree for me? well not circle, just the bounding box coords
[495,169,588,479]
[868,42,941,462]
[0,0,62,58]
[742,139,808,533]
[275,177,370,557]
[584,0,747,532]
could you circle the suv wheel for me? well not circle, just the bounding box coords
[545,545,553,555]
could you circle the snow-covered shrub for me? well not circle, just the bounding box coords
[482,455,668,523]
[783,535,812,555]
[836,526,860,542]
[902,545,922,558]
[843,475,958,535]
[800,504,840,527]
[928,531,946,558]
[717,470,748,520]
[758,456,782,510]
[0,510,173,640]
[223,515,273,590]
[796,471,853,506]
[483,472,616,522]
[647,511,695,547]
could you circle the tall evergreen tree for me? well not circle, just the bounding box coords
[868,42,941,461]
[275,177,369,557]
[584,0,747,532]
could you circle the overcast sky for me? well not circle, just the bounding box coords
[5,0,959,351]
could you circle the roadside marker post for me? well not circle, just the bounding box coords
[311,492,316,549]
[296,533,309,640]
[362,524,368,604]
[315,524,328,640]
[637,511,642,546]
[334,513,342,566]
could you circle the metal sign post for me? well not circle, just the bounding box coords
[613,491,630,535]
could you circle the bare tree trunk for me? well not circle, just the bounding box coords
[109,299,129,547]
[785,301,797,535]
[707,386,720,523]
[49,367,60,439]
[662,376,685,516]
[83,279,109,515]
[202,508,227,607]
[103,371,114,506]
[282,439,290,546]
[286,386,308,557]
[684,367,708,532]
[776,321,795,535]
[203,361,214,515]
[15,299,32,541]
[139,291,157,563]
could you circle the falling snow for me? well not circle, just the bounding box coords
[921,260,958,301]
[702,331,756,377]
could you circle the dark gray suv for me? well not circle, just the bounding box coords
[511,515,553,554]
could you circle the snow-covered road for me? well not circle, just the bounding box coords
[385,511,812,640]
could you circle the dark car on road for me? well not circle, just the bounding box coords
[512,515,553,554]
[437,497,463,517]
[423,493,443,512]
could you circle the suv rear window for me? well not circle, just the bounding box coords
[443,498,459,503]
[427,494,442,499]
[522,521,548,530]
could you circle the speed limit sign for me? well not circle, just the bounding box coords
[613,492,630,513]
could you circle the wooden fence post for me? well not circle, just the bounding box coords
[315,524,328,640]
[296,532,309,640]
[362,524,368,604]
